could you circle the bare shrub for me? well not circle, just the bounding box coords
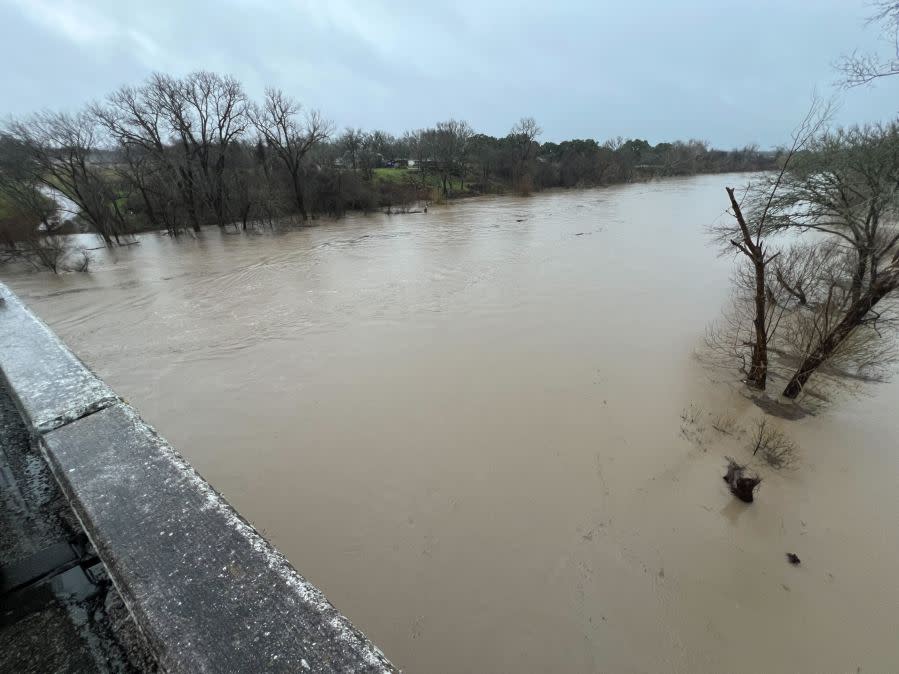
[711,413,739,436]
[747,418,798,469]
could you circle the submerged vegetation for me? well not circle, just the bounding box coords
[709,117,899,403]
[0,72,773,272]
[695,5,899,502]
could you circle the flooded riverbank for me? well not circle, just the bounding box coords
[4,174,898,672]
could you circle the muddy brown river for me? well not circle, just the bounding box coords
[5,174,898,673]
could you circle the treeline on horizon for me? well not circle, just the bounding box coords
[0,70,775,251]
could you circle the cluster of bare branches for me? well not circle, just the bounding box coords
[711,413,739,436]
[837,2,899,87]
[707,98,833,389]
[709,101,899,399]
[747,419,798,470]
[4,111,130,247]
[0,134,89,273]
[0,67,783,266]
[774,242,899,384]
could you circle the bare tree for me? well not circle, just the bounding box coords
[250,88,331,220]
[0,134,56,229]
[710,100,831,389]
[339,128,364,172]
[0,133,71,271]
[509,117,541,194]
[4,111,127,246]
[155,72,249,229]
[204,74,250,227]
[743,122,899,397]
[719,188,780,388]
[428,120,473,199]
[762,124,899,303]
[92,83,188,234]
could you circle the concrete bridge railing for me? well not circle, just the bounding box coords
[0,282,396,673]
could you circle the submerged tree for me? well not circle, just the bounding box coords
[92,82,190,234]
[756,123,899,397]
[764,124,899,303]
[0,141,70,272]
[1,69,781,247]
[4,111,127,246]
[251,89,331,220]
[710,100,831,390]
[153,72,250,229]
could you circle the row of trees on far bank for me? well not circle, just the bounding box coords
[0,70,775,270]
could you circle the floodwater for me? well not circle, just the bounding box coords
[5,174,898,673]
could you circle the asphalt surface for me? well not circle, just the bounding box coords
[0,379,157,673]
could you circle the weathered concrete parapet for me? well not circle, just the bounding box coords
[0,282,396,673]
[0,285,117,433]
[40,403,393,673]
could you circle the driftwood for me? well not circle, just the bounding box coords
[723,457,761,503]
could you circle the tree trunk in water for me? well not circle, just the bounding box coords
[137,185,159,228]
[178,168,201,233]
[748,258,768,388]
[214,159,226,228]
[850,250,867,304]
[291,171,307,221]
[725,187,768,390]
[783,269,897,398]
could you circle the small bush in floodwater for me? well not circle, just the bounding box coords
[711,413,739,436]
[748,418,797,469]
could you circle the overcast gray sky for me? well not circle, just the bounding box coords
[1,0,897,148]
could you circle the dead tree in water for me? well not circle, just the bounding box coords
[723,458,761,503]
